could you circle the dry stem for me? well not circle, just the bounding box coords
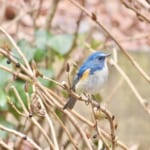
[0,124,42,150]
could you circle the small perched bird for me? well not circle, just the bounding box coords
[63,51,110,109]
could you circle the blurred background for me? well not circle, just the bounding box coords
[0,0,150,149]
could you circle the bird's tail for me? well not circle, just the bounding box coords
[63,97,76,109]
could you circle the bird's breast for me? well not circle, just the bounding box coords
[75,66,108,94]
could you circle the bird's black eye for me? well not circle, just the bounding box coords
[98,56,103,60]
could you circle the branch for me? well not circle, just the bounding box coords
[0,124,42,150]
[45,0,59,30]
[49,108,79,149]
[11,86,55,149]
[0,64,31,82]
[120,0,150,23]
[35,88,59,150]
[0,48,33,79]
[109,59,150,114]
[0,27,33,75]
[0,139,13,150]
[56,0,85,80]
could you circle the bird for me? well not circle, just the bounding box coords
[63,51,110,109]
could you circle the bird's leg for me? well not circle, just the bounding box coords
[83,93,91,105]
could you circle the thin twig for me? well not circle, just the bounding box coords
[105,78,124,105]
[56,0,85,80]
[100,107,116,150]
[0,64,31,82]
[11,86,55,148]
[0,0,6,24]
[91,102,110,150]
[120,0,150,23]
[96,126,110,150]
[0,139,13,150]
[0,27,33,75]
[0,48,33,79]
[35,88,59,150]
[109,59,150,114]
[72,110,128,150]
[12,86,28,114]
[65,0,85,57]
[64,110,94,150]
[49,108,79,150]
[90,98,115,150]
[7,97,27,117]
[0,124,42,150]
[45,0,59,30]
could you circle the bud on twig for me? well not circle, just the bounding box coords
[16,62,20,68]
[112,115,115,121]
[91,13,97,21]
[6,59,11,64]
[24,82,29,93]
[93,134,97,139]
[66,62,70,72]
[114,122,118,130]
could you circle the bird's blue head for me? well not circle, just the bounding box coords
[78,51,110,77]
[86,51,109,63]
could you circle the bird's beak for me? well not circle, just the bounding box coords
[105,53,111,57]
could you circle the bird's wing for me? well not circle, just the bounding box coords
[72,64,91,91]
[72,75,79,91]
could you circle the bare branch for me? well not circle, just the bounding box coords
[0,124,42,150]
